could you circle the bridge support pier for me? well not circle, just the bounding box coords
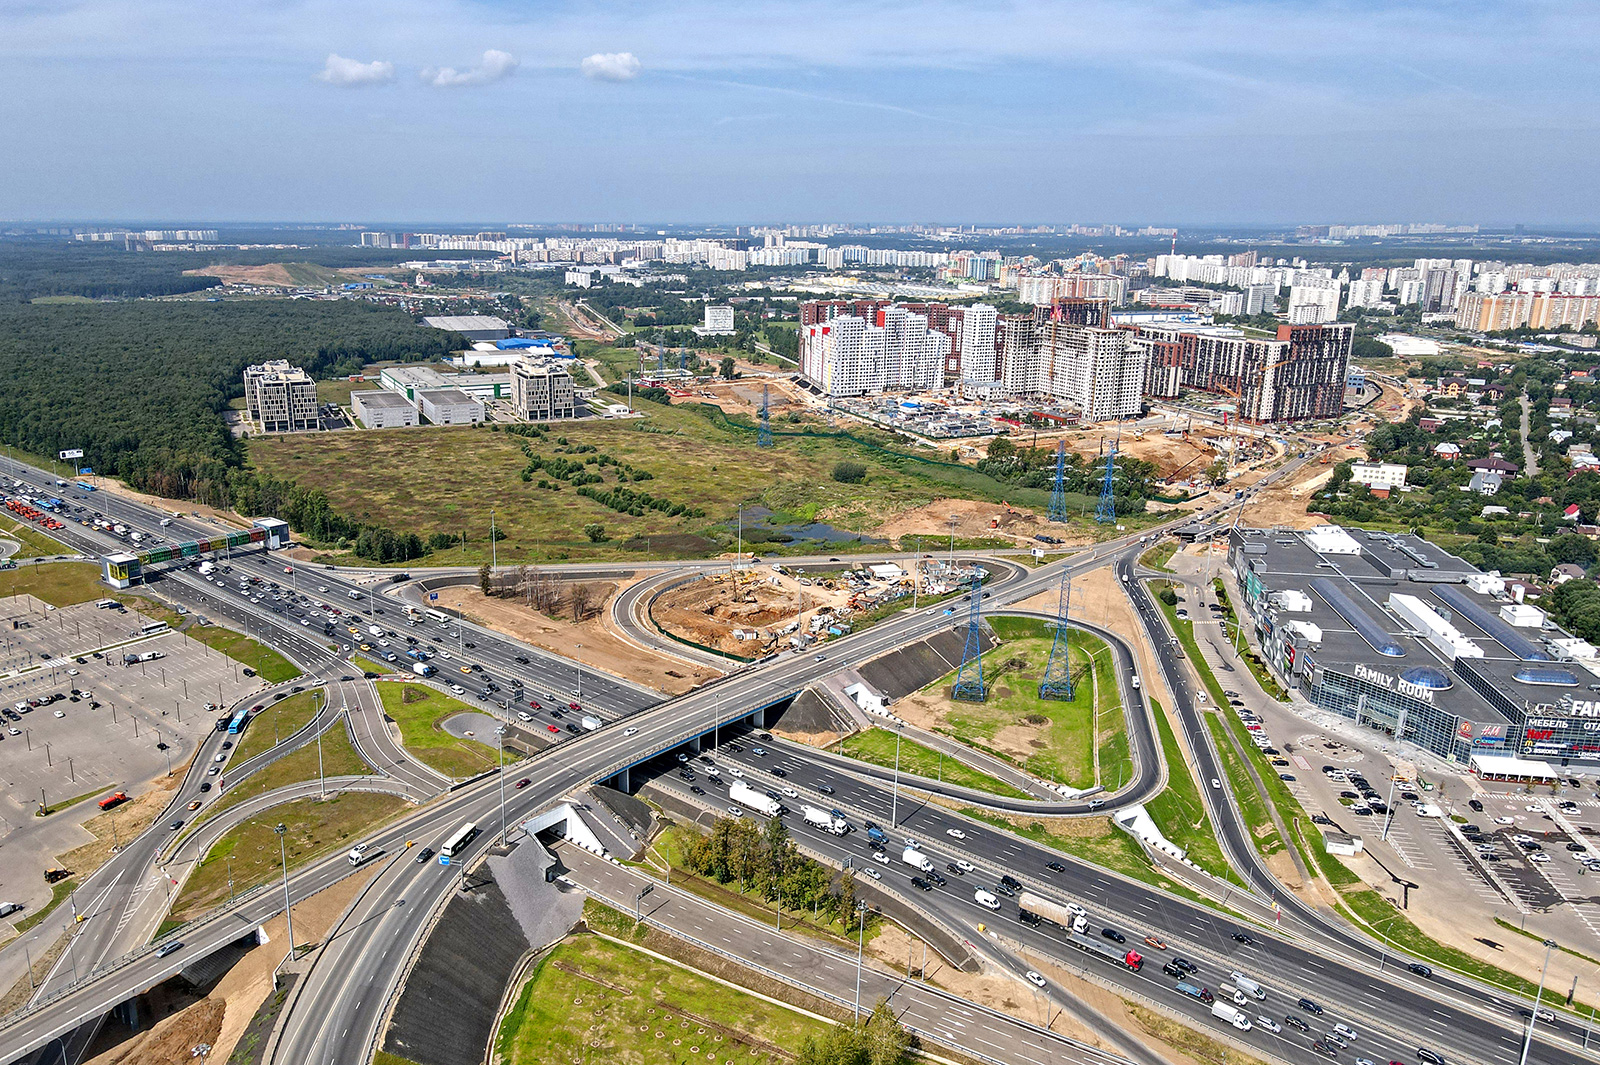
[112,998,140,1031]
[613,765,632,793]
[688,735,702,753]
[748,706,769,730]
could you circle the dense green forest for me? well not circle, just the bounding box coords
[0,244,220,302]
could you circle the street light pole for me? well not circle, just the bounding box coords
[890,724,902,828]
[1521,939,1558,1065]
[275,823,295,960]
[854,903,867,1022]
[496,725,508,845]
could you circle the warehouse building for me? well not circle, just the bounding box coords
[1229,525,1600,768]
[417,388,485,425]
[243,360,318,433]
[378,365,510,402]
[512,358,578,421]
[421,314,511,342]
[352,390,419,429]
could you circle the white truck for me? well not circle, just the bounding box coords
[1210,1001,1253,1030]
[1131,675,1141,690]
[368,625,385,639]
[580,715,603,732]
[198,561,215,576]
[802,805,849,835]
[729,780,782,818]
[411,662,436,678]
[901,845,934,873]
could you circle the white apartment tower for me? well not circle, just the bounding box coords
[1002,320,1143,422]
[958,303,1000,388]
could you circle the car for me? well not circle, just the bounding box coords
[199,782,211,792]
[1172,957,1197,974]
[169,819,185,831]
[1100,927,1126,943]
[771,767,787,778]
[1045,860,1066,872]
[1025,970,1047,988]
[954,859,975,873]
[187,800,202,811]
[1311,1042,1337,1059]
[53,710,64,718]
[459,666,472,675]
[727,806,744,818]
[817,784,835,795]
[862,868,881,880]
[751,746,767,756]
[514,777,531,789]
[781,786,798,798]
[1417,1050,1447,1064]
[1255,1015,1281,1032]
[676,751,688,762]
[946,828,967,840]
[1401,791,1419,802]
[1231,931,1255,945]
[546,724,560,733]
[623,727,638,736]
[1279,773,1296,781]
[1408,962,1433,977]
[1568,841,1588,852]
[1468,799,1484,812]
[910,877,932,891]
[1284,1016,1310,1032]
[946,862,965,876]
[815,654,826,661]
[156,941,185,958]
[1298,997,1324,1015]
[1211,778,1222,789]
[416,847,435,863]
[926,870,946,885]
[1495,816,1515,825]
[1333,1022,1359,1041]
[872,851,890,865]
[66,668,78,676]
[690,785,706,795]
[1520,1007,1556,1023]
[1144,935,1167,950]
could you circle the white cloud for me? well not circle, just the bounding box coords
[316,52,394,87]
[581,51,641,82]
[423,48,518,87]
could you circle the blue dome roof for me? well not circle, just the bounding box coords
[1400,666,1453,691]
[1513,666,1579,687]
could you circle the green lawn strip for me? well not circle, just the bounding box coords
[494,929,834,1065]
[1138,541,1178,573]
[2,520,70,559]
[1141,700,1243,886]
[1089,641,1129,790]
[1204,716,1284,856]
[36,789,101,817]
[184,624,300,683]
[232,691,322,762]
[1341,888,1598,1018]
[0,561,132,607]
[1495,916,1600,968]
[350,654,392,676]
[374,681,498,778]
[1150,581,1228,708]
[170,792,408,922]
[959,808,1210,907]
[834,728,1033,800]
[13,878,78,934]
[920,617,1119,789]
[196,720,371,826]
[1210,579,1287,700]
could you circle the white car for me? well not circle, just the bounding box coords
[623,727,638,736]
[781,786,798,798]
[728,806,744,818]
[67,668,78,676]
[872,850,890,865]
[946,828,968,840]
[1494,816,1516,825]
[727,766,744,777]
[862,868,882,880]
[53,710,65,718]
[676,753,688,763]
[440,651,452,660]
[1333,1023,1359,1041]
[1211,778,1222,790]
[1025,970,1046,988]
[1256,1016,1281,1033]
[1530,853,1551,863]
[212,752,227,763]
[450,684,466,695]
[954,859,975,873]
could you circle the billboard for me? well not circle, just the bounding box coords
[58,449,84,461]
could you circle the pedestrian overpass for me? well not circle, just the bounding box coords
[102,518,291,588]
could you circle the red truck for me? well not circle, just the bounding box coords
[97,791,129,810]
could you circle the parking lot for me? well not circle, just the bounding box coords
[0,598,265,914]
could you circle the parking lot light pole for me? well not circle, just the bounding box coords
[1521,938,1558,1065]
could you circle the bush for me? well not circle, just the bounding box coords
[832,461,867,484]
[583,523,607,543]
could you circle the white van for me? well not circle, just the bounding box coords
[974,889,1001,910]
[1229,972,1267,999]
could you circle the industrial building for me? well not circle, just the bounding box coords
[1229,525,1600,771]
[512,358,578,420]
[242,360,318,433]
[420,315,511,342]
[352,390,419,429]
[377,366,510,403]
[417,388,484,425]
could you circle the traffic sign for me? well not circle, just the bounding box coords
[438,853,450,866]
[429,592,438,601]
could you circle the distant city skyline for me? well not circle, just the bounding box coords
[3,1,1597,224]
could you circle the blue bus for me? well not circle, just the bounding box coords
[227,707,250,735]
[75,481,96,492]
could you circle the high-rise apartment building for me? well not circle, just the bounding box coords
[1287,282,1340,324]
[958,303,1000,388]
[242,360,318,433]
[1137,322,1351,423]
[999,314,1144,422]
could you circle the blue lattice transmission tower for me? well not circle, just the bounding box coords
[1037,571,1076,701]
[758,385,773,448]
[950,573,988,702]
[1048,440,1068,523]
[1094,443,1117,525]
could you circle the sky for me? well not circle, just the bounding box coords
[1,0,1598,226]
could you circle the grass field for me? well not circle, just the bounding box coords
[374,681,497,777]
[315,378,364,407]
[171,792,406,921]
[232,690,322,762]
[2,520,70,559]
[1204,715,1285,857]
[922,616,1125,790]
[1140,700,1240,885]
[246,394,1071,564]
[834,728,1033,800]
[199,717,371,825]
[494,932,832,1065]
[184,624,300,683]
[0,562,119,607]
[1138,541,1178,573]
[14,878,78,934]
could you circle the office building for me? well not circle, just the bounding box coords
[242,360,318,433]
[1349,462,1408,490]
[352,390,419,429]
[512,358,578,421]
[695,305,736,336]
[416,388,485,425]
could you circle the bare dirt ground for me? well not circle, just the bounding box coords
[454,583,712,695]
[183,263,303,287]
[650,571,856,656]
[878,498,1096,548]
[681,376,808,419]
[88,478,249,531]
[1232,447,1365,530]
[82,868,378,1065]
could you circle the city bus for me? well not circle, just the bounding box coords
[226,707,251,735]
[139,621,170,636]
[425,608,451,626]
[75,481,96,492]
[439,821,479,858]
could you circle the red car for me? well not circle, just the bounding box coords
[515,777,531,789]
[547,724,560,733]
[528,700,541,709]
[568,702,581,711]
[251,704,264,713]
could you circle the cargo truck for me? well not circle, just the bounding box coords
[802,805,850,835]
[1057,912,1145,972]
[729,780,783,818]
[580,715,603,731]
[901,846,934,872]
[1210,1002,1253,1030]
[98,791,129,810]
[1176,982,1214,1005]
[198,561,215,576]
[411,662,436,677]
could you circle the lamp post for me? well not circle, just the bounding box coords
[496,725,509,845]
[1520,938,1558,1065]
[634,884,653,925]
[890,724,903,828]
[854,902,868,1021]
[576,643,583,705]
[275,823,295,960]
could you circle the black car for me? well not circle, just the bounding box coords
[910,877,932,892]
[169,819,185,831]
[1311,1041,1337,1059]
[515,655,530,664]
[946,862,965,876]
[817,784,835,795]
[864,820,880,832]
[1569,842,1588,853]
[1045,860,1066,872]
[416,847,435,863]
[1172,957,1197,974]
[1468,798,1483,812]
[926,870,946,885]
[1000,874,1021,890]
[1101,927,1126,944]
[995,882,1016,898]
[1231,932,1255,945]
[771,767,787,778]
[1298,997,1324,1015]
[1162,961,1184,978]
[1408,962,1433,977]
[1018,909,1040,926]
[690,785,705,795]
[1417,1050,1446,1065]
[1284,1016,1310,1032]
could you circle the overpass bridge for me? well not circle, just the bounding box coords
[101,518,290,588]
